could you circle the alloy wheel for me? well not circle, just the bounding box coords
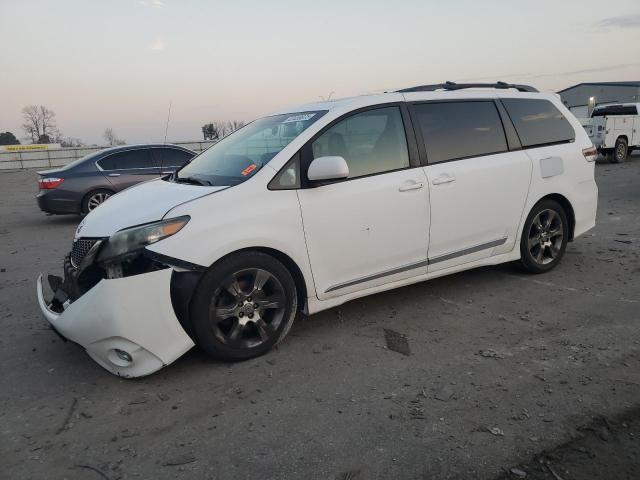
[209,268,286,349]
[527,208,564,265]
[87,192,111,211]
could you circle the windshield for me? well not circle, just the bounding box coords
[176,110,327,186]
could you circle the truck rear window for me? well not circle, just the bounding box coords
[592,105,638,117]
[502,98,575,148]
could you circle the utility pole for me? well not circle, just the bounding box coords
[163,101,172,143]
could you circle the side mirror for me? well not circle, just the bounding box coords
[307,156,349,182]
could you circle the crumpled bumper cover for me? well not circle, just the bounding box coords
[36,268,195,378]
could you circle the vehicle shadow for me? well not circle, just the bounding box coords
[27,214,81,227]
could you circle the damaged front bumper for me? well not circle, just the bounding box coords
[37,267,195,378]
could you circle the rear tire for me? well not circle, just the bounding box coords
[82,189,114,214]
[190,251,298,361]
[611,138,628,163]
[520,199,569,274]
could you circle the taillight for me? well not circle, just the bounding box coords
[38,177,64,189]
[582,146,597,162]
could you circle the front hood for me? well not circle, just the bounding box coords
[77,178,226,238]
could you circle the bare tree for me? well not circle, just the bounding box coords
[103,128,124,146]
[60,137,84,148]
[21,105,57,143]
[202,123,221,141]
[230,120,246,132]
[202,120,245,140]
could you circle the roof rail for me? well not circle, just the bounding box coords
[397,81,539,93]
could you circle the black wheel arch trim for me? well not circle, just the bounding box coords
[169,247,309,339]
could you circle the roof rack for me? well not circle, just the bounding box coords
[397,81,538,93]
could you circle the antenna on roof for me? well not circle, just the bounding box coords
[319,91,335,101]
[163,101,172,144]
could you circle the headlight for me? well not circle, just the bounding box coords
[97,216,190,263]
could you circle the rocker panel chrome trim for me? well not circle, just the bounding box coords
[324,237,508,293]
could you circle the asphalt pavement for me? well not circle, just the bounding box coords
[1,156,638,479]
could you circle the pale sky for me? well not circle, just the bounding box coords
[1,0,639,145]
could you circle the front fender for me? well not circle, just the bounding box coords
[146,184,317,300]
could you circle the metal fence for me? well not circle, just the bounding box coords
[0,141,217,171]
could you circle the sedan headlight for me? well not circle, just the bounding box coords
[97,216,190,263]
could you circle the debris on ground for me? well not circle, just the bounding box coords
[434,383,456,402]
[477,349,506,359]
[161,455,196,467]
[509,467,527,478]
[56,397,78,434]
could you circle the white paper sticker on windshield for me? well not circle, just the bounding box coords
[283,113,316,123]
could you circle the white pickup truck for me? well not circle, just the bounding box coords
[582,103,640,163]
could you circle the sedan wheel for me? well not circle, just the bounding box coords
[83,190,113,213]
[88,192,110,210]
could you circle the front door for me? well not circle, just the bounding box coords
[297,105,430,300]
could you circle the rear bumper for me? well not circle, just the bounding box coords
[36,268,194,377]
[572,178,598,239]
[36,190,81,214]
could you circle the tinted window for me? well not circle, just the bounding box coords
[502,98,575,148]
[98,154,119,170]
[114,149,155,169]
[413,101,507,163]
[157,148,194,168]
[592,105,638,117]
[311,106,409,178]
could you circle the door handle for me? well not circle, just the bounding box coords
[107,173,121,177]
[432,174,455,185]
[161,171,173,174]
[398,182,424,192]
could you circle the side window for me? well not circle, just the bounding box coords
[502,98,575,148]
[97,155,118,171]
[158,148,194,168]
[115,149,155,169]
[269,153,301,190]
[413,101,508,163]
[592,105,637,117]
[311,106,410,179]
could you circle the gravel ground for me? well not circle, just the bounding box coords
[1,156,639,480]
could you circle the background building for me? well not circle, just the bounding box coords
[558,81,640,118]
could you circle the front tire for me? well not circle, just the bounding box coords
[190,251,298,361]
[520,200,568,274]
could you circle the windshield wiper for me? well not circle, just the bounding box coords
[174,175,212,186]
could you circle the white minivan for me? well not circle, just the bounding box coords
[37,82,598,377]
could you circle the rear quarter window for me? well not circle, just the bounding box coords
[97,155,118,170]
[502,98,575,148]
